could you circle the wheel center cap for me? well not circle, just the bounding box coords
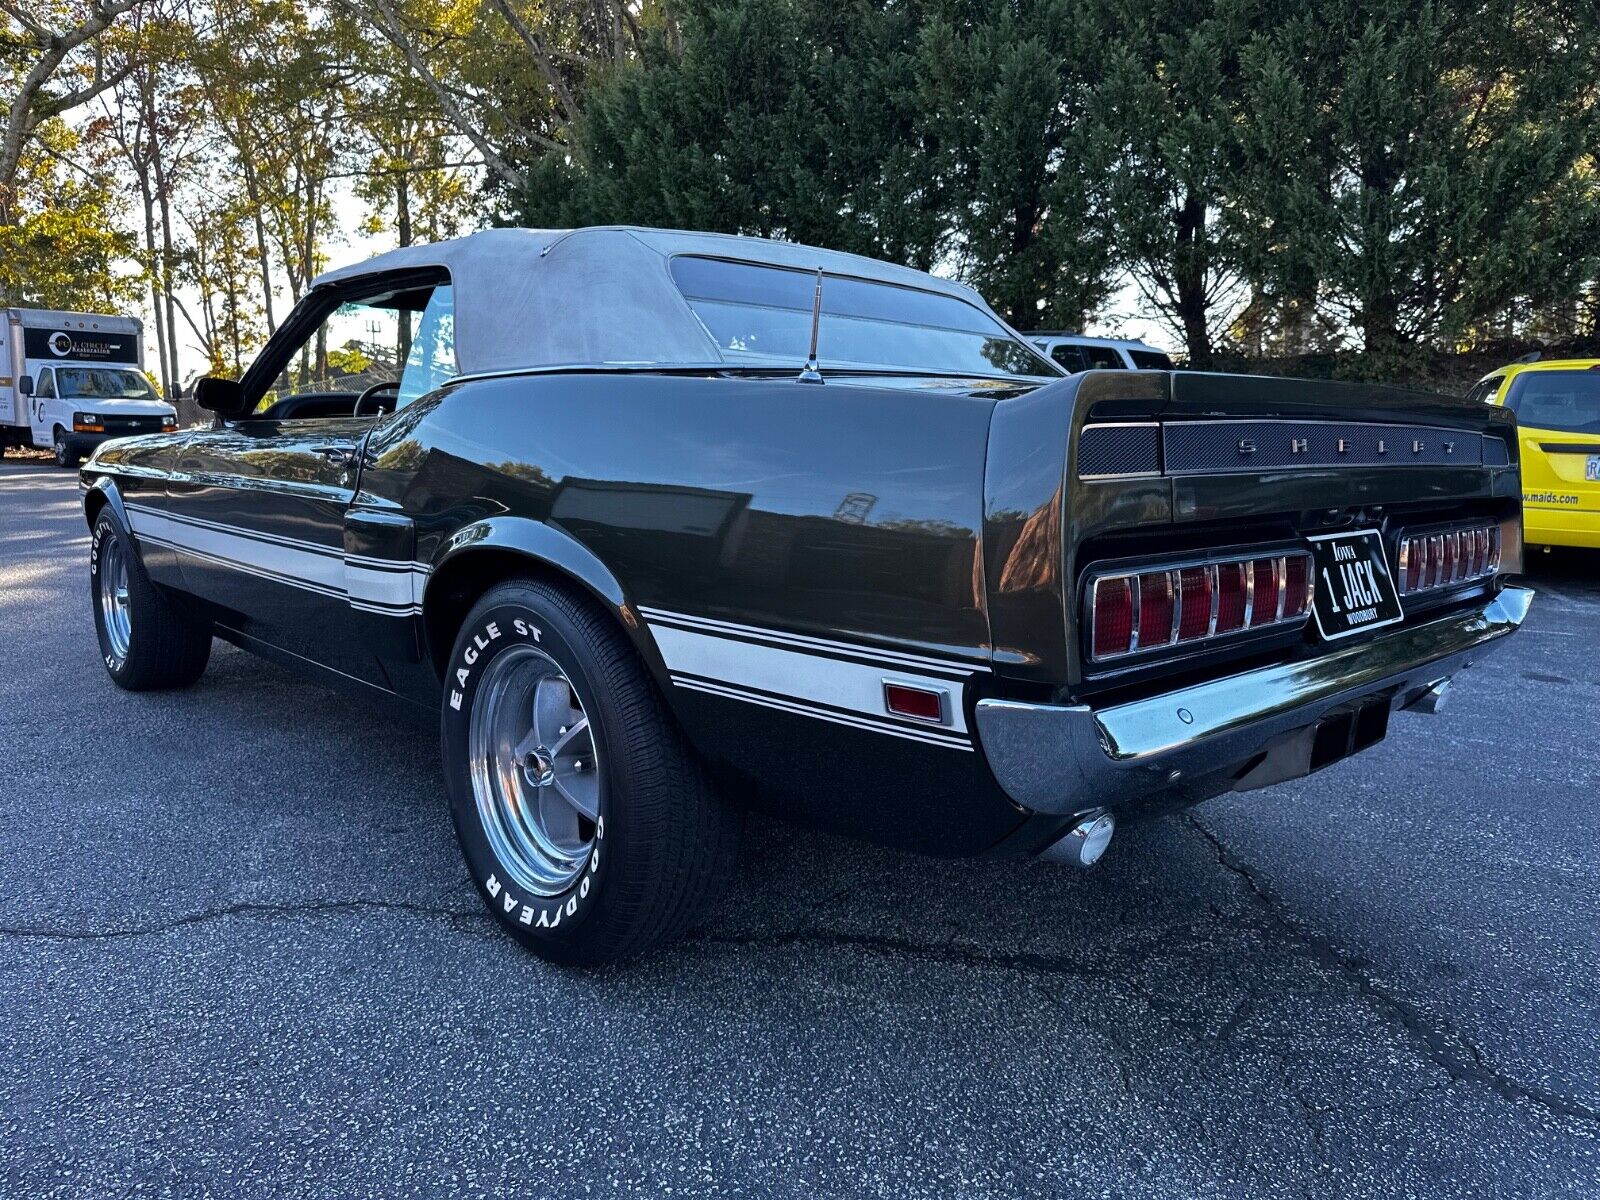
[523,748,556,788]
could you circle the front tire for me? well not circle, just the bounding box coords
[54,429,80,468]
[441,580,740,965]
[90,510,212,690]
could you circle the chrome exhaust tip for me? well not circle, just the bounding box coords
[1407,677,1452,714]
[1042,810,1116,868]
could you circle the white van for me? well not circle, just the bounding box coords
[1031,332,1176,374]
[0,308,176,467]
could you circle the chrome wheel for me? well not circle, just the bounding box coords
[468,645,601,896]
[97,535,132,662]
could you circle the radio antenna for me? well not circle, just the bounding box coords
[798,267,824,384]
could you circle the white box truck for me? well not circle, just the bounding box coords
[0,308,177,467]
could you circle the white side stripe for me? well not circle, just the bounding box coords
[671,676,973,750]
[124,503,426,616]
[118,505,984,748]
[638,605,989,676]
[651,623,973,736]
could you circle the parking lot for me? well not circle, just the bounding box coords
[1,456,1597,1198]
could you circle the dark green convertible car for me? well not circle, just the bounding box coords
[80,226,1532,963]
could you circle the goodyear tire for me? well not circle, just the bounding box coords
[90,509,212,690]
[441,580,740,965]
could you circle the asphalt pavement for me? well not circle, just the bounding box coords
[2,455,1597,1199]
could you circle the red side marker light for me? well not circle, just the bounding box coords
[884,682,947,724]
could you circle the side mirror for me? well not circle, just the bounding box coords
[17,374,33,396]
[193,376,247,418]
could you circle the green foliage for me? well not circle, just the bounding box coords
[913,1,1119,329]
[0,120,140,310]
[1231,0,1600,366]
[8,0,1598,370]
[517,0,1600,357]
[521,0,947,269]
[1094,0,1260,363]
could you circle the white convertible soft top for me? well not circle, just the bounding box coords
[309,226,1011,377]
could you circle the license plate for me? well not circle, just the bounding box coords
[1306,529,1404,641]
[1587,455,1600,482]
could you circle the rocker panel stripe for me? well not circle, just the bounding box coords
[123,503,426,615]
[670,676,973,750]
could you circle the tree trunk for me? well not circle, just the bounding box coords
[138,181,171,400]
[150,111,182,397]
[238,147,277,334]
[1171,193,1212,368]
[1359,293,1404,364]
[396,169,412,368]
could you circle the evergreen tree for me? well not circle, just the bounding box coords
[1096,0,1259,366]
[913,0,1118,330]
[1232,0,1600,366]
[520,0,947,269]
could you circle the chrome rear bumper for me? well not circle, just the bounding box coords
[975,584,1534,816]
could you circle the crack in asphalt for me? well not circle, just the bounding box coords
[0,898,486,942]
[696,924,1146,990]
[1184,813,1600,1131]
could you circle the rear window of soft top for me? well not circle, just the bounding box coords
[669,256,1057,379]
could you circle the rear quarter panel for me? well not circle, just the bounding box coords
[359,372,1031,854]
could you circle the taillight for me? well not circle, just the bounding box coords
[1249,559,1278,626]
[1215,563,1247,633]
[1086,550,1312,663]
[1397,524,1499,595]
[1137,571,1174,646]
[1176,566,1212,641]
[1092,576,1135,659]
[1281,556,1309,617]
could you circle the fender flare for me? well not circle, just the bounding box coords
[422,515,670,680]
[82,475,130,533]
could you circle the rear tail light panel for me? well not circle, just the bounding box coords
[1396,522,1500,596]
[1085,547,1314,665]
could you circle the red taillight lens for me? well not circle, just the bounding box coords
[1397,523,1499,596]
[1282,556,1309,617]
[1249,558,1279,625]
[1092,576,1134,659]
[1086,550,1312,664]
[1177,566,1212,641]
[1215,562,1247,633]
[1137,571,1175,649]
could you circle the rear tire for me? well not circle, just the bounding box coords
[440,579,741,965]
[90,510,212,690]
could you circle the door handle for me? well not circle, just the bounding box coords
[312,445,355,467]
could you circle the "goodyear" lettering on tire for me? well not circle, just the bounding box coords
[484,817,604,929]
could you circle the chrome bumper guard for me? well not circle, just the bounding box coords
[975,584,1534,816]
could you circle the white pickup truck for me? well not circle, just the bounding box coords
[0,308,177,467]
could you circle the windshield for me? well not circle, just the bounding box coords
[1505,370,1600,436]
[670,256,1058,379]
[54,367,158,401]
